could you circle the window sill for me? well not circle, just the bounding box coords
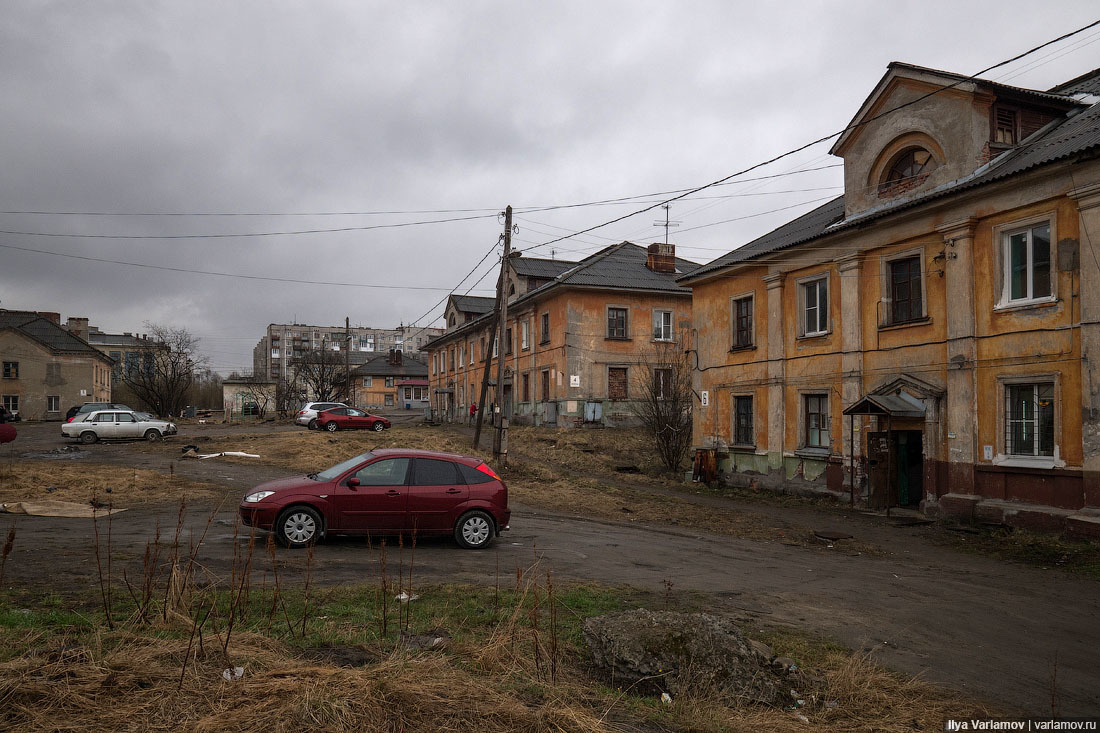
[539,341,550,346]
[993,296,1057,313]
[878,316,931,331]
[652,338,674,343]
[795,331,830,342]
[605,337,632,342]
[729,443,758,453]
[728,343,755,353]
[992,454,1064,469]
[794,447,831,459]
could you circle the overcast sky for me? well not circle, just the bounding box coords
[1,1,1097,373]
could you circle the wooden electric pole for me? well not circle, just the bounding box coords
[344,316,351,405]
[492,205,512,463]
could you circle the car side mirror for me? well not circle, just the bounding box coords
[347,477,361,488]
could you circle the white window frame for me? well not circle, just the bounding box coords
[994,372,1063,469]
[879,246,928,326]
[521,320,530,350]
[469,342,474,365]
[47,395,60,413]
[994,214,1056,310]
[458,345,465,369]
[653,310,673,341]
[797,274,830,337]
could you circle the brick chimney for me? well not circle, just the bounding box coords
[394,349,403,365]
[65,317,90,341]
[38,311,61,324]
[646,243,676,273]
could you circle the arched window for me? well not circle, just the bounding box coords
[881,148,937,191]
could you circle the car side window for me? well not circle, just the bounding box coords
[92,412,112,422]
[347,408,365,416]
[458,463,494,484]
[330,408,347,416]
[413,458,460,486]
[117,413,135,422]
[353,458,410,486]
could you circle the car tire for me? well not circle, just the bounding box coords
[144,429,161,442]
[307,419,318,430]
[454,510,494,549]
[79,431,98,445]
[325,421,338,432]
[275,506,322,549]
[372,421,385,432]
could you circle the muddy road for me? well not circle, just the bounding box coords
[3,421,1098,716]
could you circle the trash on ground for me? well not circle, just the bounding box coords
[221,666,244,681]
[813,530,853,541]
[182,450,261,460]
[1,500,127,518]
[614,465,641,473]
[395,592,420,603]
[660,692,672,704]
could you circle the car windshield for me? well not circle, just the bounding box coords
[314,452,373,481]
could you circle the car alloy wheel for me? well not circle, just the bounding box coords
[372,421,385,432]
[277,507,321,548]
[307,419,318,430]
[325,421,338,432]
[144,429,161,441]
[455,510,493,549]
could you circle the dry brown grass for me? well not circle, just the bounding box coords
[0,619,993,733]
[0,462,223,508]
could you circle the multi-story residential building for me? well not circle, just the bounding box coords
[252,322,442,382]
[0,310,113,419]
[679,62,1100,535]
[350,349,429,409]
[426,243,693,427]
[61,318,164,382]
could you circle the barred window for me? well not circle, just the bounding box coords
[1005,383,1054,457]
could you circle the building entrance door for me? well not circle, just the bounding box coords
[867,430,923,509]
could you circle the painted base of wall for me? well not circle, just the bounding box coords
[927,493,1100,539]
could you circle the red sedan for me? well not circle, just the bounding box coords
[239,448,510,549]
[316,407,390,432]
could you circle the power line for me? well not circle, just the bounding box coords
[407,237,503,328]
[517,19,1100,256]
[0,240,495,292]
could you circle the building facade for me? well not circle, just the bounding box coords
[350,349,429,410]
[0,310,113,420]
[680,62,1100,535]
[426,243,693,427]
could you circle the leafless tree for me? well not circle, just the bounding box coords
[236,374,275,419]
[185,368,223,409]
[631,340,693,472]
[275,373,304,417]
[121,324,206,418]
[290,338,346,403]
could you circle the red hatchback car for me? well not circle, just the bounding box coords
[240,449,509,549]
[315,407,390,432]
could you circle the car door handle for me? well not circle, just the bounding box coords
[386,490,402,497]
[445,488,461,494]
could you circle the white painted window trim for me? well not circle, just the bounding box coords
[993,372,1064,469]
[796,273,830,337]
[652,309,674,341]
[993,212,1057,310]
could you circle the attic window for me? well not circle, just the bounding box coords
[879,147,938,196]
[995,107,1018,144]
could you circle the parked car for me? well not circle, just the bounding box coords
[61,409,177,443]
[66,402,132,423]
[315,407,390,433]
[0,406,16,423]
[294,401,348,430]
[239,449,510,549]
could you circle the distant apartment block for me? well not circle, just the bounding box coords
[252,322,443,381]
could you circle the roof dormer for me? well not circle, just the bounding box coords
[831,62,1081,220]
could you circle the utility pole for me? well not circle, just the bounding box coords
[344,316,351,405]
[492,205,512,464]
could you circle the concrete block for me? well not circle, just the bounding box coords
[1001,508,1068,534]
[974,502,1007,525]
[1066,514,1100,540]
[938,493,980,521]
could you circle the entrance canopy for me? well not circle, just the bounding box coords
[843,392,925,418]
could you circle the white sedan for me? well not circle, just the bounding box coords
[62,409,178,444]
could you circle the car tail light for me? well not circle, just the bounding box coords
[66,417,74,423]
[476,462,501,481]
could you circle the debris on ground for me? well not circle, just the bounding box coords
[221,666,244,682]
[614,465,641,474]
[399,627,450,651]
[813,530,854,542]
[181,450,261,460]
[0,500,126,517]
[583,609,794,705]
[20,446,88,460]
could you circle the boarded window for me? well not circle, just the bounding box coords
[541,369,551,401]
[608,367,627,400]
[995,107,1018,144]
[522,373,530,402]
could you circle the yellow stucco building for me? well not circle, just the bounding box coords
[680,62,1100,535]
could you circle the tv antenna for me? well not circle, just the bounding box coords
[653,204,680,245]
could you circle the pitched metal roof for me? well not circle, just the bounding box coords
[351,353,428,378]
[509,256,575,279]
[0,310,109,357]
[1049,66,1100,97]
[450,295,495,315]
[550,242,695,293]
[682,67,1100,284]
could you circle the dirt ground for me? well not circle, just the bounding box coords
[1,419,1098,716]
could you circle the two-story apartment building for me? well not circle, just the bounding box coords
[350,349,429,410]
[680,62,1100,535]
[0,310,113,419]
[426,243,693,427]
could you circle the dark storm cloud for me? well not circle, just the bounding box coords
[1,1,1097,371]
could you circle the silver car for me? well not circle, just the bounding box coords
[61,409,178,444]
[294,401,347,429]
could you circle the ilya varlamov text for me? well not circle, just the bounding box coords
[946,721,1098,731]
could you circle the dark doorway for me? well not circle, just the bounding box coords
[866,429,923,509]
[895,430,923,507]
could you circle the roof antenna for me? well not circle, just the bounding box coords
[653,204,680,245]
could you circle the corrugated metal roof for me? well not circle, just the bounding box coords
[352,354,428,377]
[509,256,575,279]
[1049,66,1100,97]
[450,295,495,315]
[682,67,1100,284]
[554,242,695,293]
[0,310,107,356]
